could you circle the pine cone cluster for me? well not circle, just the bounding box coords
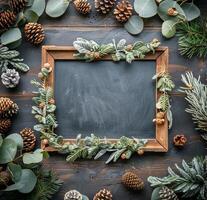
[159,186,179,200]
[1,69,20,88]
[0,97,19,118]
[95,0,116,14]
[0,171,11,189]
[0,10,16,30]
[20,128,36,152]
[9,0,27,14]
[93,189,112,200]
[24,23,45,45]
[74,0,92,15]
[64,190,83,200]
[114,0,133,23]
[122,171,144,191]
[0,119,12,134]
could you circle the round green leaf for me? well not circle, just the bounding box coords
[0,135,3,148]
[158,0,186,22]
[0,138,17,164]
[162,20,176,38]
[16,12,27,26]
[151,187,161,200]
[181,3,200,21]
[1,28,22,47]
[23,150,43,164]
[124,15,144,35]
[24,9,39,22]
[30,0,45,16]
[46,0,70,18]
[4,169,37,194]
[134,0,157,18]
[8,163,22,182]
[6,133,23,150]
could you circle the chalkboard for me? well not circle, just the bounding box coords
[54,60,156,139]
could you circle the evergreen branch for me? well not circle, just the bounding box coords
[179,72,207,142]
[148,156,207,199]
[177,19,207,58]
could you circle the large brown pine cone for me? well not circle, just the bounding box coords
[0,97,19,118]
[93,189,112,200]
[24,23,45,45]
[114,0,133,23]
[9,0,27,14]
[20,128,36,152]
[121,171,144,190]
[159,186,179,200]
[0,10,16,31]
[0,119,12,134]
[74,0,92,15]
[0,171,11,189]
[95,0,116,14]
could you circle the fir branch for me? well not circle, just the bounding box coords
[177,19,207,58]
[0,45,30,72]
[148,156,207,200]
[179,72,207,141]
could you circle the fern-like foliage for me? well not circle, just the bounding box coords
[177,19,207,58]
[0,45,29,72]
[26,169,63,200]
[148,156,207,200]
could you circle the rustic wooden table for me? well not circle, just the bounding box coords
[0,0,206,199]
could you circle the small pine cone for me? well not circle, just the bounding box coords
[159,186,179,200]
[0,97,19,118]
[0,10,16,31]
[1,69,20,88]
[122,171,144,191]
[167,7,178,16]
[0,119,12,134]
[74,0,92,15]
[93,189,112,200]
[173,134,187,147]
[0,171,11,189]
[9,0,27,14]
[20,128,36,152]
[114,0,133,23]
[64,190,83,200]
[24,23,45,45]
[95,0,116,14]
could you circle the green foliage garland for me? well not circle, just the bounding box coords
[148,156,207,200]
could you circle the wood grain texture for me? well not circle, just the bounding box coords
[0,0,206,199]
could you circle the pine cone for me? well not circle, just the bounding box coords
[9,0,27,14]
[64,190,83,200]
[74,0,92,15]
[1,69,20,88]
[0,119,12,134]
[20,128,36,152]
[167,7,178,16]
[159,186,179,200]
[173,134,187,147]
[114,0,133,23]
[93,189,112,200]
[95,0,116,14]
[0,97,19,118]
[0,10,16,31]
[122,171,144,191]
[24,23,45,45]
[0,171,11,189]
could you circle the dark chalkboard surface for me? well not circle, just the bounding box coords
[54,60,156,139]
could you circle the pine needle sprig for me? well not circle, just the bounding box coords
[148,156,207,200]
[177,19,207,58]
[0,45,30,72]
[179,72,207,142]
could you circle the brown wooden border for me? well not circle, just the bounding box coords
[41,45,169,153]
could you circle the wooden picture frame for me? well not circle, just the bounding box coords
[41,45,169,153]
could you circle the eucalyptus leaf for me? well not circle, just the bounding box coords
[24,9,39,22]
[16,12,27,26]
[23,149,43,164]
[124,15,144,35]
[46,0,71,18]
[158,0,186,22]
[1,28,22,48]
[151,187,161,200]
[6,133,23,150]
[8,163,22,182]
[134,0,157,18]
[0,135,3,148]
[30,0,45,16]
[181,3,200,21]
[162,20,176,38]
